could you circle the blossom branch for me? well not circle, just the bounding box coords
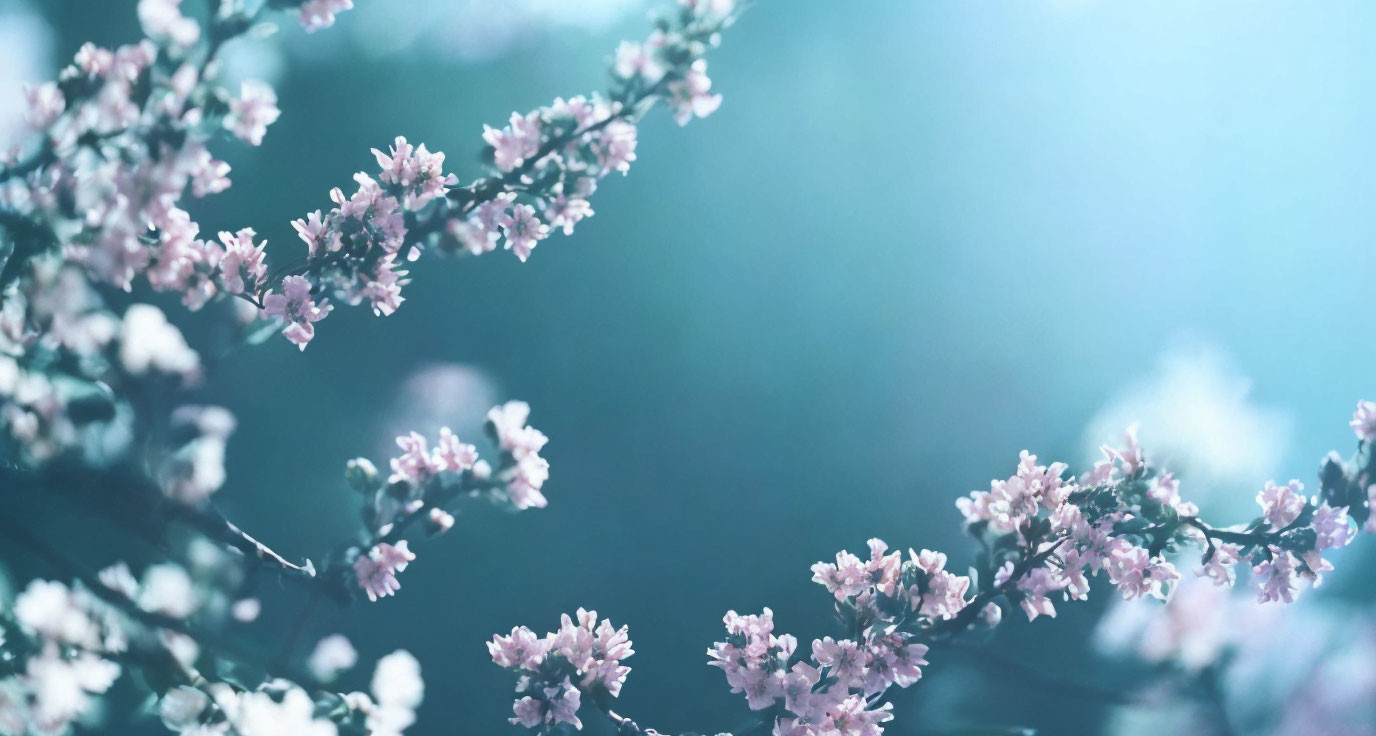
[492,401,1376,736]
[0,0,742,733]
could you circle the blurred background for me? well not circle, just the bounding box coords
[5,0,1376,733]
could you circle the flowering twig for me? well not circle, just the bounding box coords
[0,0,744,733]
[492,401,1376,735]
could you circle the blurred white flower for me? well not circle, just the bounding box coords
[25,648,119,725]
[137,563,198,619]
[372,650,423,709]
[13,580,100,649]
[308,634,358,683]
[1083,342,1291,517]
[159,686,210,732]
[119,305,201,381]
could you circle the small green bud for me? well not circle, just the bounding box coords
[345,457,379,493]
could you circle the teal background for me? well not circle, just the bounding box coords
[15,0,1376,732]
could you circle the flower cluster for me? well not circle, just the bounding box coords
[336,401,550,602]
[298,0,355,34]
[1,0,733,353]
[0,2,735,736]
[158,647,422,736]
[267,138,456,347]
[0,7,280,303]
[705,599,926,735]
[493,401,1376,736]
[0,580,124,734]
[353,542,415,603]
[442,0,733,268]
[0,550,422,736]
[485,400,551,510]
[489,609,634,731]
[0,257,212,471]
[260,0,738,348]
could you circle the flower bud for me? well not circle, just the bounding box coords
[472,459,493,481]
[978,601,1002,629]
[428,507,455,534]
[345,457,379,493]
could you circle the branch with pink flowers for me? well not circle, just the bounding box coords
[1,0,737,351]
[489,401,1376,735]
[0,1,743,734]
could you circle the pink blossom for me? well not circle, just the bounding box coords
[262,275,332,350]
[389,432,437,484]
[594,120,638,175]
[138,0,199,48]
[811,637,867,686]
[23,83,64,129]
[1257,479,1306,529]
[508,454,550,510]
[1105,545,1178,600]
[1352,399,1376,441]
[1195,543,1242,586]
[189,150,231,198]
[780,663,820,716]
[225,81,280,146]
[499,204,549,262]
[828,695,894,736]
[361,255,408,316]
[810,550,868,601]
[291,210,331,256]
[542,679,582,729]
[495,612,635,730]
[215,228,267,295]
[614,41,666,83]
[509,697,544,728]
[1059,547,1092,601]
[432,427,478,473]
[1311,503,1354,551]
[1100,424,1144,477]
[488,627,549,671]
[354,541,415,602]
[542,179,598,235]
[487,401,534,453]
[299,0,354,33]
[995,562,1066,620]
[445,218,497,255]
[483,112,543,172]
[667,59,723,126]
[908,548,971,618]
[371,136,452,210]
[1253,549,1300,604]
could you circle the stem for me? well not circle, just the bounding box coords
[1182,517,1282,548]
[0,464,324,589]
[173,501,317,579]
[273,588,321,673]
[0,512,328,692]
[0,146,55,184]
